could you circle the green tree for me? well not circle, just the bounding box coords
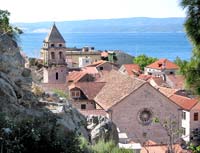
[133,54,157,70]
[0,9,22,39]
[180,0,200,94]
[174,56,189,75]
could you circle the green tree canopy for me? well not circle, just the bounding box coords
[0,9,22,39]
[180,0,200,94]
[133,54,157,70]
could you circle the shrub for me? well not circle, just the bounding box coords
[0,113,83,153]
[53,89,69,99]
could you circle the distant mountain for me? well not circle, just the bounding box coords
[13,17,185,33]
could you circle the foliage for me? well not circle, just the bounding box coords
[91,140,133,153]
[0,10,22,39]
[0,113,83,153]
[133,54,157,70]
[53,89,69,99]
[174,56,189,75]
[29,58,43,70]
[188,143,200,153]
[180,0,200,95]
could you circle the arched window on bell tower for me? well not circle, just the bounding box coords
[59,51,63,59]
[51,52,55,59]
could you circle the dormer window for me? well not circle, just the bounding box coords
[71,90,80,98]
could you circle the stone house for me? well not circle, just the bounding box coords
[158,87,200,143]
[144,58,179,76]
[65,47,101,68]
[169,94,200,143]
[94,70,182,144]
[68,82,105,110]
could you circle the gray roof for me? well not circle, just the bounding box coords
[44,23,65,43]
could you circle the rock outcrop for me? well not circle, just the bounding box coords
[87,116,119,144]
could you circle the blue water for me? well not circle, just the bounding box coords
[19,32,192,61]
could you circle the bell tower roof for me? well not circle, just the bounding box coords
[44,23,65,43]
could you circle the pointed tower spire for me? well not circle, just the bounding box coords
[44,23,65,43]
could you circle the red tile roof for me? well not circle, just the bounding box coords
[149,77,168,87]
[67,71,87,83]
[123,64,141,76]
[86,60,107,67]
[169,94,198,110]
[158,87,177,97]
[138,74,152,81]
[146,58,179,70]
[191,102,200,111]
[141,141,188,153]
[81,67,99,74]
[69,82,105,100]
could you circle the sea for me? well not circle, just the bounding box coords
[19,32,192,61]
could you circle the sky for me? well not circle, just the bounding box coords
[0,0,185,23]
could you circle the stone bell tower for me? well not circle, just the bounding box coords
[41,23,67,84]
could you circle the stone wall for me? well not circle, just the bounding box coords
[110,83,181,144]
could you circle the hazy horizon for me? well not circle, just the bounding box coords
[2,0,185,23]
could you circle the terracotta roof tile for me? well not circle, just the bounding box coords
[69,82,105,100]
[169,94,198,110]
[166,74,185,89]
[67,71,87,83]
[158,87,177,97]
[141,143,187,153]
[95,70,145,110]
[81,67,99,74]
[123,64,141,76]
[149,77,168,87]
[191,101,200,111]
[138,74,152,81]
[86,60,107,67]
[146,58,179,70]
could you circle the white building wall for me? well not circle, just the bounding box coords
[181,110,190,142]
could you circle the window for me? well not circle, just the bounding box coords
[81,104,86,110]
[56,72,58,80]
[194,112,198,121]
[182,111,186,120]
[59,44,62,47]
[182,127,186,135]
[51,52,55,59]
[59,52,63,59]
[170,72,174,75]
[100,67,104,70]
[51,44,55,47]
[71,90,80,98]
